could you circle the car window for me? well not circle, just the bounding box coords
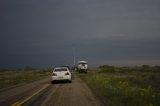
[79,63,86,66]
[54,68,68,71]
[61,66,70,70]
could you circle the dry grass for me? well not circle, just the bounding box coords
[0,69,50,89]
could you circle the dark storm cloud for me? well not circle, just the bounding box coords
[1,0,160,68]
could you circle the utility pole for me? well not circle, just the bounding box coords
[73,47,76,66]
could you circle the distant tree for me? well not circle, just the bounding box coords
[153,65,160,72]
[142,65,150,68]
[141,65,151,72]
[24,65,34,71]
[99,65,115,73]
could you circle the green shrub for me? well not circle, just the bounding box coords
[79,72,160,106]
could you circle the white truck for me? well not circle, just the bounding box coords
[77,61,88,73]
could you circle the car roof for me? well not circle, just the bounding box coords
[54,67,68,69]
[78,61,87,64]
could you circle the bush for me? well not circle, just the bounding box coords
[79,71,160,106]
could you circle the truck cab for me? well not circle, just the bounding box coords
[77,61,88,73]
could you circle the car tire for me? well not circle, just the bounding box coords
[51,80,54,84]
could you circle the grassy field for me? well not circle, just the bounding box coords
[79,65,160,106]
[0,69,50,89]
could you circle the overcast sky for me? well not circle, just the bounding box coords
[1,0,160,68]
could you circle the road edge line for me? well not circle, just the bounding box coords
[11,84,50,106]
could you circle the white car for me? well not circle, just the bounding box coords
[51,67,72,83]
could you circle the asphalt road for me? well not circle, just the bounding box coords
[0,73,102,106]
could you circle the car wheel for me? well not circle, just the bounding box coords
[51,80,54,84]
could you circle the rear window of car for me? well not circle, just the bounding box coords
[78,63,87,66]
[54,68,68,71]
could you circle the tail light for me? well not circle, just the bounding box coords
[65,72,70,75]
[52,73,57,76]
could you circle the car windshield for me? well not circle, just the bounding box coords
[79,63,86,65]
[54,68,67,72]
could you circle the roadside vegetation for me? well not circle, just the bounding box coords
[79,65,160,106]
[0,68,50,89]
